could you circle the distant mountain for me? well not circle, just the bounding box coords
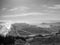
[40,22,60,27]
[39,22,60,34]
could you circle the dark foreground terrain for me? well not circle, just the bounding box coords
[0,23,60,45]
[0,34,60,45]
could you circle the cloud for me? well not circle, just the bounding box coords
[41,5,60,13]
[2,12,46,17]
[19,6,29,11]
[42,4,60,9]
[43,10,56,13]
[1,8,6,11]
[48,5,60,9]
[8,6,29,12]
[9,8,18,11]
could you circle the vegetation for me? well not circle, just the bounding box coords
[0,23,60,45]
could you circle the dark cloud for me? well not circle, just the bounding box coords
[1,0,60,8]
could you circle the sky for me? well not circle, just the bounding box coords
[0,0,60,24]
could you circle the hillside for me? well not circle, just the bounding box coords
[0,22,60,37]
[8,23,51,36]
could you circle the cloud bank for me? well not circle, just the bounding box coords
[2,12,45,17]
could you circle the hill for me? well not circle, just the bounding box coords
[8,23,51,36]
